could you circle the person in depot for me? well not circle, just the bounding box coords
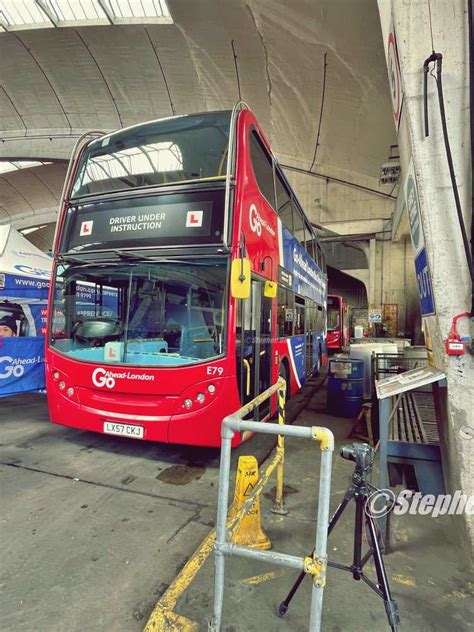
[0,315,17,337]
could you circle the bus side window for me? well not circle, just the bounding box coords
[295,296,305,335]
[306,224,316,260]
[320,246,326,273]
[293,200,304,246]
[304,300,312,332]
[249,130,275,208]
[316,304,324,331]
[275,170,293,231]
[277,287,294,337]
[317,244,324,269]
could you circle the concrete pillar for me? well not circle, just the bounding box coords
[369,238,377,308]
[369,237,418,337]
[378,0,473,564]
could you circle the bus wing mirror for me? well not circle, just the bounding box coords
[263,280,277,298]
[231,258,251,299]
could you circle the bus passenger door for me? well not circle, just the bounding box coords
[236,278,272,420]
[305,302,314,376]
[258,285,272,418]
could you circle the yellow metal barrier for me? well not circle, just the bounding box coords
[210,377,334,632]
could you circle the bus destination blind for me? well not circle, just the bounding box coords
[63,190,226,252]
[69,201,213,249]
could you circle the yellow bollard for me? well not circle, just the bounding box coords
[230,455,271,549]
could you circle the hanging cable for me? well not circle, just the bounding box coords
[231,40,242,102]
[309,52,328,172]
[468,0,474,312]
[423,52,473,282]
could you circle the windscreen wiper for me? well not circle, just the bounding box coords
[113,250,150,262]
[112,251,222,266]
[57,254,89,265]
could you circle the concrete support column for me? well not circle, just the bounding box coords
[369,237,418,337]
[378,0,473,564]
[369,238,377,308]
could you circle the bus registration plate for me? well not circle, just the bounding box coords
[103,421,144,439]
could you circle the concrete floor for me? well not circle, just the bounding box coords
[0,380,473,631]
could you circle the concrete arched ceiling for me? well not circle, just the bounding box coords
[0,161,66,227]
[0,0,397,243]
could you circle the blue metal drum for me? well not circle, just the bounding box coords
[327,359,364,418]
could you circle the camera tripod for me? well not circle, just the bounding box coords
[278,443,400,631]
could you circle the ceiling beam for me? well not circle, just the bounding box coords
[281,163,397,201]
[97,0,115,25]
[35,0,59,27]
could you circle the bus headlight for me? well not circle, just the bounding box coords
[53,371,60,380]
[179,379,223,412]
[58,381,66,391]
[67,387,75,397]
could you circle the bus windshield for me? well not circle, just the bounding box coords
[71,111,232,198]
[50,259,228,367]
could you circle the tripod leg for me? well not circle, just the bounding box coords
[278,488,355,616]
[352,493,364,578]
[277,570,305,616]
[328,487,356,536]
[365,514,400,631]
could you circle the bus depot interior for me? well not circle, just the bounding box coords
[0,2,472,632]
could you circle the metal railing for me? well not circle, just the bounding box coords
[210,377,334,632]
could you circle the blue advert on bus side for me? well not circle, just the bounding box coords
[280,224,326,305]
[280,224,328,386]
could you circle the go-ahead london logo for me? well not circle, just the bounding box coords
[92,367,116,389]
[0,355,42,379]
[92,367,155,389]
[249,204,275,237]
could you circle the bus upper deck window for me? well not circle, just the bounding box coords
[275,171,292,230]
[249,131,275,208]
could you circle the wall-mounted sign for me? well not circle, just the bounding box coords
[387,16,403,129]
[368,309,382,323]
[414,248,436,317]
[380,161,401,186]
[405,159,436,316]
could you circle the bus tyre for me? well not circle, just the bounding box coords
[279,362,290,400]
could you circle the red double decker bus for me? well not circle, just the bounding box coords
[47,103,327,447]
[327,294,350,353]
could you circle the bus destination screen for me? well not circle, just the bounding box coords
[62,189,226,253]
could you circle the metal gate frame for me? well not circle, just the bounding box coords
[210,378,334,631]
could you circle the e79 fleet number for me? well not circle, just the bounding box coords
[207,366,224,376]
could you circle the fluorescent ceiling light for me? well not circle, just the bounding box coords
[0,160,52,174]
[0,0,172,31]
[21,224,48,235]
